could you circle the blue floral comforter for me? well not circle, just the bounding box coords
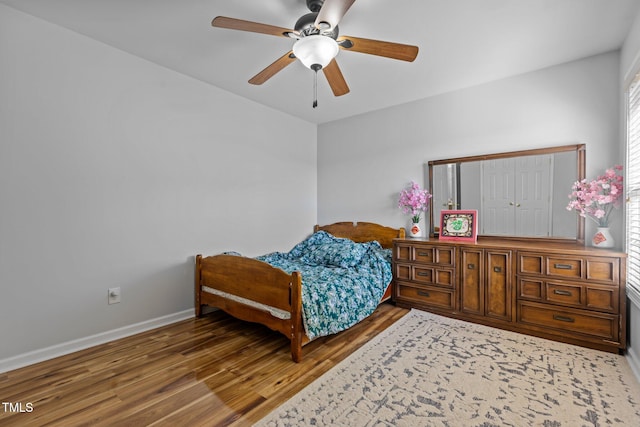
[256,231,392,340]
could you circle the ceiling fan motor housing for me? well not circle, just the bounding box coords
[295,13,338,39]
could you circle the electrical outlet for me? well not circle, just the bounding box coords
[108,287,121,305]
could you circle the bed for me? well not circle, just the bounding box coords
[195,221,405,362]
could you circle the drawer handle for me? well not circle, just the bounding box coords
[417,272,430,277]
[417,291,430,297]
[553,289,573,296]
[493,266,502,273]
[467,264,475,270]
[554,263,573,270]
[417,252,431,257]
[553,314,575,323]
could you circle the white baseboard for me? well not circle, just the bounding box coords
[627,346,640,384]
[0,309,194,374]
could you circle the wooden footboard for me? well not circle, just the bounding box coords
[195,254,304,362]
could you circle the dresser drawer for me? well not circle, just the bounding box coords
[518,302,618,341]
[517,278,619,313]
[413,247,435,263]
[586,257,619,284]
[547,257,583,279]
[396,283,455,310]
[546,282,582,306]
[393,243,454,266]
[394,244,412,262]
[518,252,619,285]
[394,264,454,288]
[519,253,543,275]
[518,277,545,301]
[585,286,619,312]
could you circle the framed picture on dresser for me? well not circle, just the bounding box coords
[439,210,478,242]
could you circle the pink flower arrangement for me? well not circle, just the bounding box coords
[398,181,432,223]
[566,165,624,227]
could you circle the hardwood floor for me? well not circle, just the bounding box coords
[0,303,408,427]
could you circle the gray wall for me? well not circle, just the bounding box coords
[318,51,621,241]
[0,5,317,365]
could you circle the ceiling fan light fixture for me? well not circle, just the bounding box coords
[293,35,339,69]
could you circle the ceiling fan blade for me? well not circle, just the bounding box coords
[315,0,356,30]
[248,51,297,85]
[338,36,419,62]
[322,59,350,96]
[212,16,294,37]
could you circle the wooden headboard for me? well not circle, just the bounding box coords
[314,221,405,249]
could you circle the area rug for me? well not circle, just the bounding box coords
[255,309,640,426]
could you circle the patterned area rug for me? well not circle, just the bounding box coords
[255,309,640,426]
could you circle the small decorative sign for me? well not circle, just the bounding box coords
[439,210,478,242]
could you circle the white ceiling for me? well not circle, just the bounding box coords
[2,0,640,124]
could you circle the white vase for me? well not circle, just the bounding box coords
[592,226,614,248]
[409,221,422,238]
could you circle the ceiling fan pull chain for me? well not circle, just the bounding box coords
[311,64,321,108]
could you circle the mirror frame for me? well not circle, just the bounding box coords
[428,144,586,243]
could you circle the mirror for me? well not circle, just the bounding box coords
[428,144,585,243]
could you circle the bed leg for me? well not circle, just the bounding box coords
[290,271,303,363]
[291,340,302,363]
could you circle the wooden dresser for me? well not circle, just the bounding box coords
[392,237,627,353]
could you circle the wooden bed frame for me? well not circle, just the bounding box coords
[195,221,405,362]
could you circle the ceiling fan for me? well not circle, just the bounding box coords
[212,0,419,107]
